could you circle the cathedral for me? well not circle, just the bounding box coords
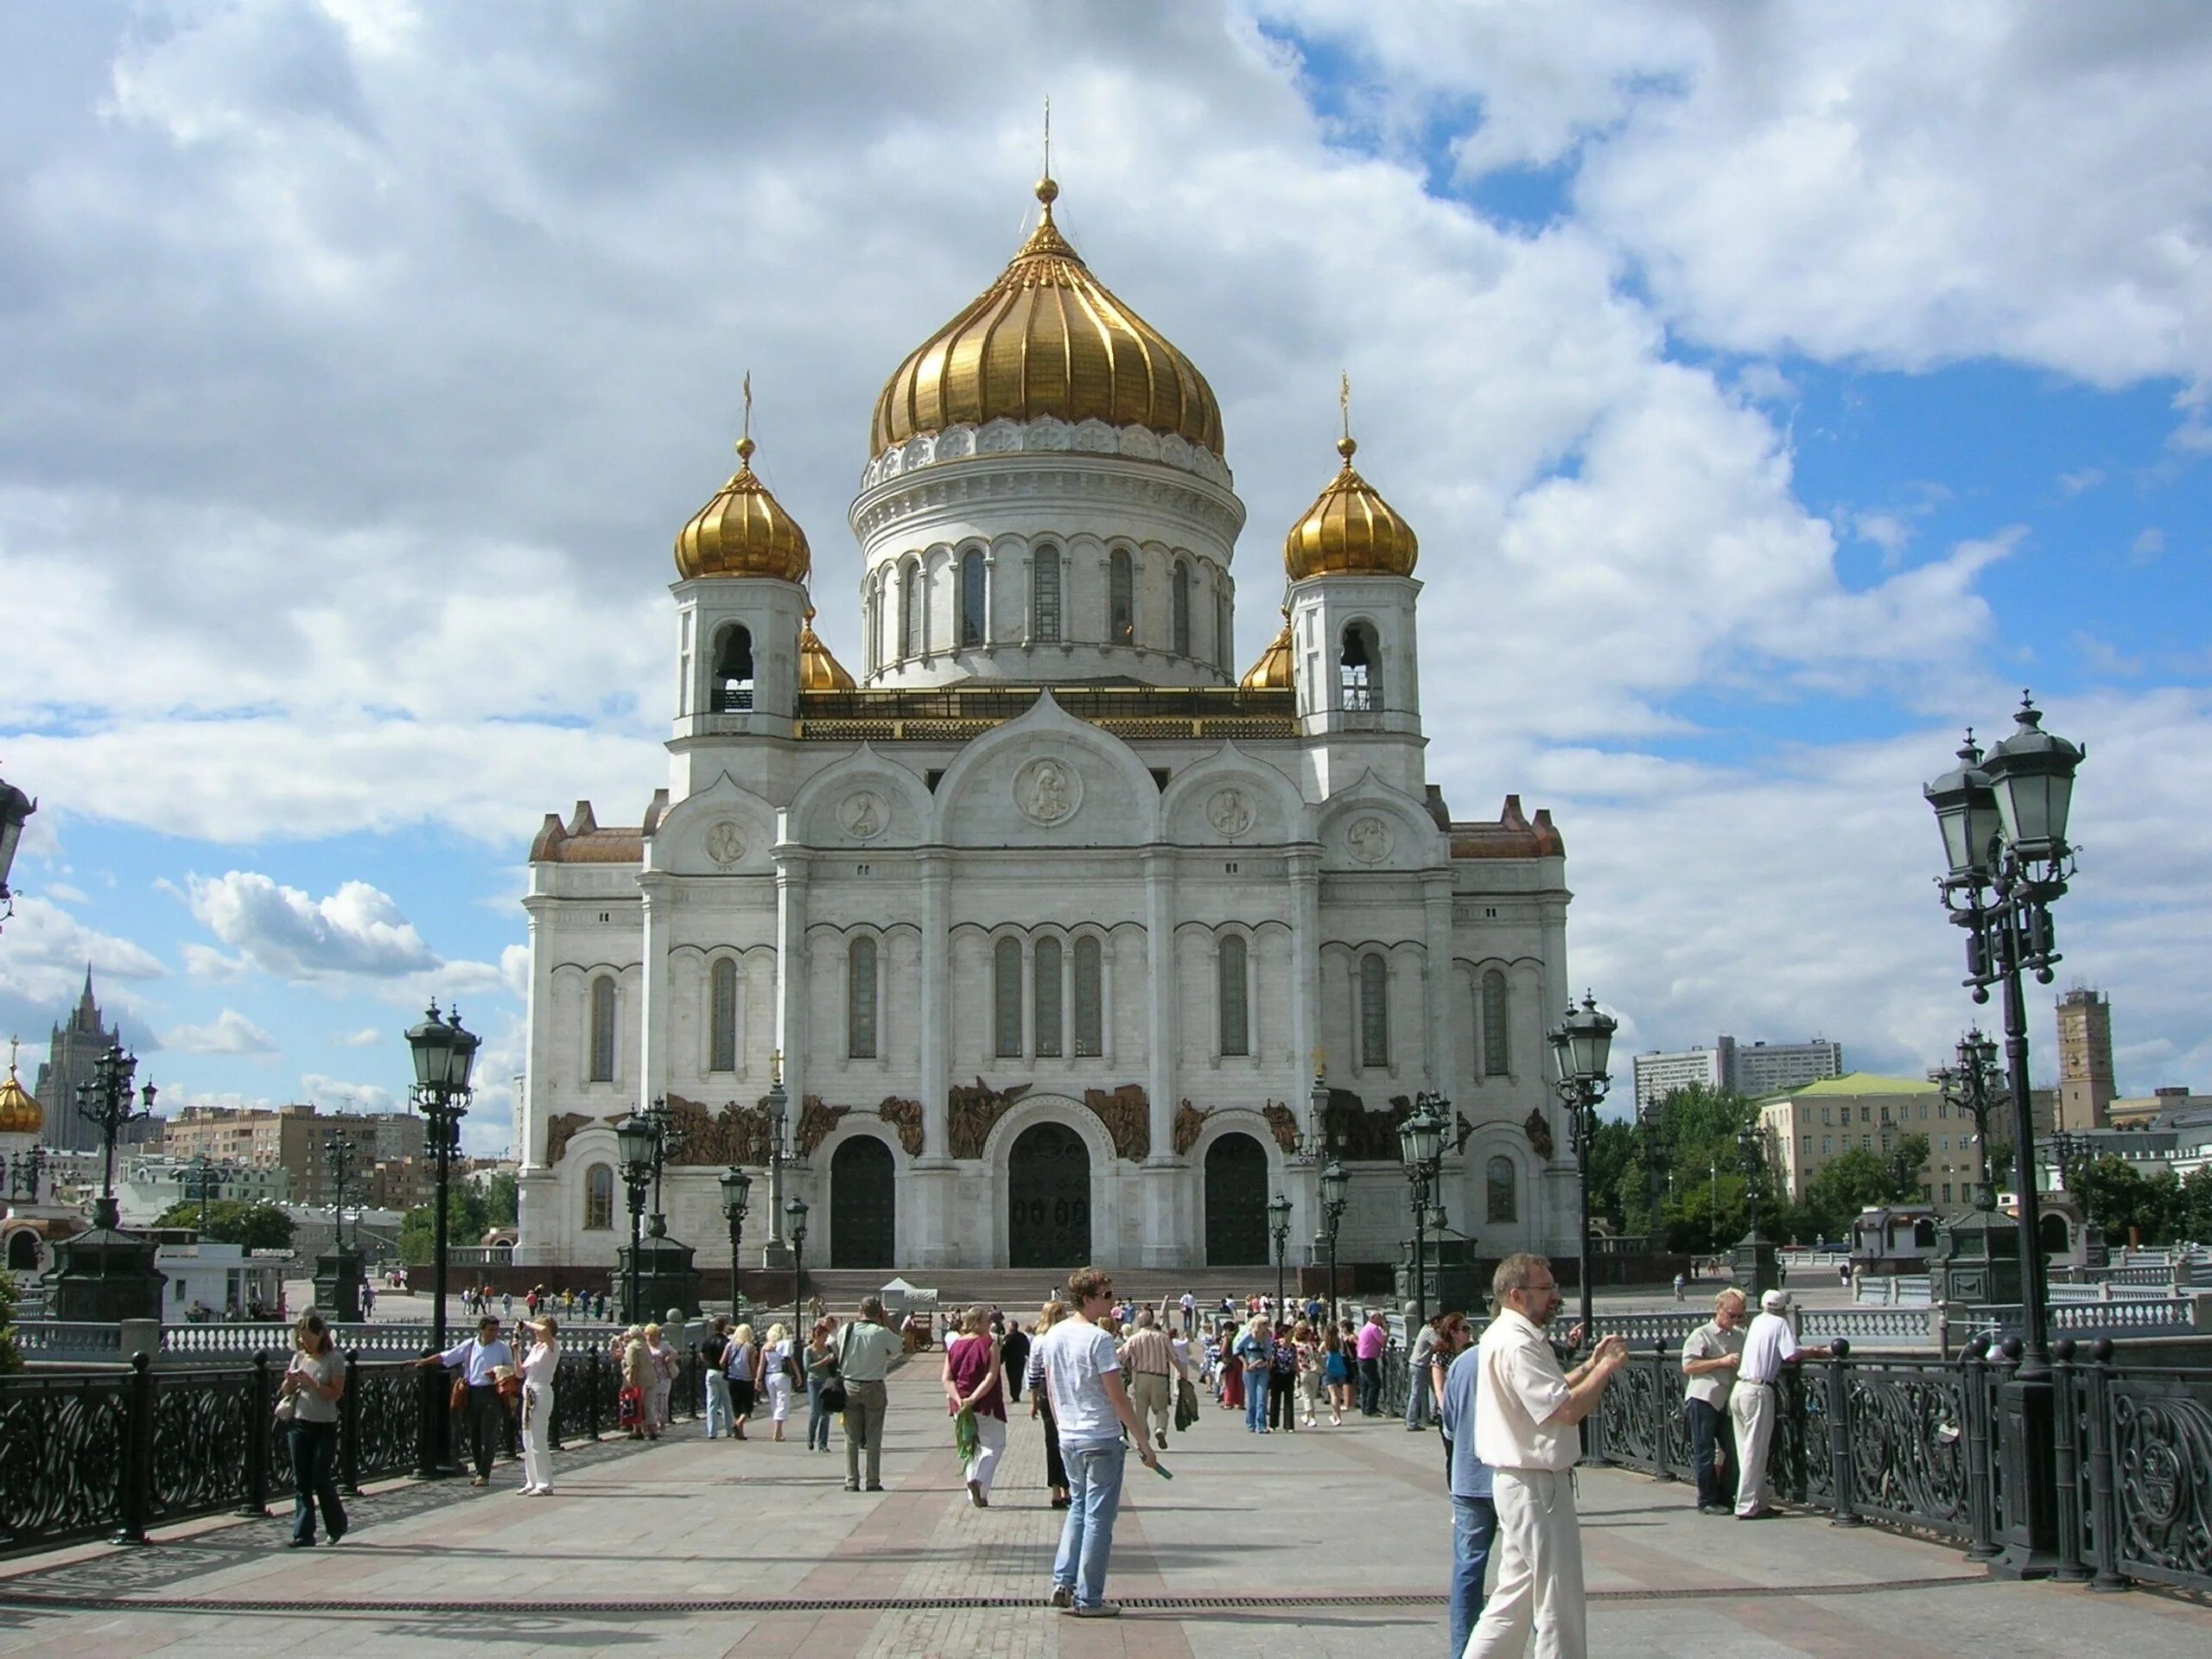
[514,172,1580,1275]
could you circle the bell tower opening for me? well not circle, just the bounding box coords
[1339,621,1378,713]
[712,625,755,712]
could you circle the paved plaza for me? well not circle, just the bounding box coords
[3,1360,2207,1658]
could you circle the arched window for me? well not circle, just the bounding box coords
[1033,936,1064,1058]
[902,561,922,658]
[584,1164,614,1230]
[848,936,878,1059]
[1218,935,1249,1057]
[709,957,738,1073]
[1340,622,1377,712]
[1109,548,1135,645]
[959,548,986,648]
[1481,969,1510,1077]
[1358,953,1389,1069]
[1032,543,1062,642]
[994,938,1022,1058]
[1486,1155,1517,1223]
[712,625,754,712]
[1072,935,1103,1057]
[588,976,618,1083]
[1172,561,1192,656]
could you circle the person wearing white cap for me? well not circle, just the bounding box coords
[1730,1288,1830,1519]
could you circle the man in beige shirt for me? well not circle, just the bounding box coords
[1679,1288,1745,1515]
[1116,1306,1185,1450]
[1465,1253,1628,1659]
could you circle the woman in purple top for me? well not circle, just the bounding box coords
[943,1302,1007,1507]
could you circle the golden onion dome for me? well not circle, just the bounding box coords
[674,435,811,582]
[1283,435,1419,580]
[870,178,1224,460]
[798,607,856,692]
[1239,611,1294,691]
[0,1043,39,1136]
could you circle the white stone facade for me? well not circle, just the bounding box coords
[516,264,1583,1277]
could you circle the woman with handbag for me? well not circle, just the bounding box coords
[757,1322,796,1441]
[279,1311,346,1548]
[804,1319,842,1452]
[943,1303,1007,1507]
[1026,1299,1070,1509]
[643,1323,677,1440]
[618,1325,651,1440]
[518,1316,560,1495]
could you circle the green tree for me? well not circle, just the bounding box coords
[399,1185,492,1267]
[484,1170,518,1229]
[1801,1147,1923,1243]
[1886,1134,1933,1197]
[0,1268,22,1376]
[2073,1155,2184,1246]
[151,1199,296,1252]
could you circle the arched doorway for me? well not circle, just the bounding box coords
[830,1137,896,1268]
[5,1230,36,1272]
[2037,1212,2069,1258]
[1008,1122,1090,1268]
[1205,1133,1269,1266]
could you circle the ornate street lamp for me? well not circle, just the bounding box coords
[315,1128,367,1320]
[2045,1129,2089,1194]
[761,1056,792,1268]
[644,1094,686,1239]
[1268,1191,1293,1318]
[0,769,34,930]
[613,1110,658,1322]
[188,1151,217,1234]
[1320,1160,1349,1327]
[405,1001,479,1355]
[1937,1027,2005,1211]
[786,1195,809,1346]
[1397,1094,1447,1335]
[720,1165,752,1317]
[48,1041,163,1322]
[1923,692,2084,1577]
[1548,991,1618,1346]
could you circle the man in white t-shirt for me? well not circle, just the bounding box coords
[1732,1288,1829,1519]
[1037,1265,1158,1618]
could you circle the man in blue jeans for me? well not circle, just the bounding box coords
[1436,1315,1495,1658]
[1036,1265,1160,1618]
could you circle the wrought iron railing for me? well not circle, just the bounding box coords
[0,1344,704,1554]
[18,1319,627,1363]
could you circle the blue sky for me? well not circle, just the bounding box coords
[3,2,2208,1151]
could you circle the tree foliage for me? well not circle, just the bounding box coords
[151,1199,296,1252]
[2071,1155,2212,1247]
[0,1268,21,1376]
[1800,1145,1925,1243]
[399,1185,492,1267]
[484,1170,518,1229]
[1580,1084,1813,1254]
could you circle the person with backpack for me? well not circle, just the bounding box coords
[416,1314,514,1484]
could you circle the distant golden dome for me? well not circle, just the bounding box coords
[675,435,811,582]
[798,608,856,692]
[0,1044,39,1137]
[871,178,1224,460]
[1239,612,1294,691]
[1283,436,1418,580]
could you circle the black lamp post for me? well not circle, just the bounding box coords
[720,1165,752,1318]
[405,1001,479,1357]
[1937,1027,2005,1211]
[1923,691,2084,1578]
[1268,1191,1292,1318]
[2045,1129,2089,1196]
[78,1045,157,1230]
[1320,1160,1349,1327]
[614,1111,658,1322]
[786,1195,808,1344]
[188,1151,217,1234]
[1637,1102,1669,1239]
[48,1041,165,1323]
[0,768,34,930]
[644,1094,684,1239]
[315,1128,367,1321]
[762,1059,792,1268]
[1396,1095,1447,1335]
[1548,991,1618,1347]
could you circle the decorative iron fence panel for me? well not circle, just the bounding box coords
[0,1370,133,1550]
[1839,1359,1972,1539]
[2099,1366,2212,1593]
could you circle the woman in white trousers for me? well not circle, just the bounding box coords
[760,1323,795,1441]
[518,1317,560,1495]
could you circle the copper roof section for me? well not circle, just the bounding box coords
[1449,794,1566,860]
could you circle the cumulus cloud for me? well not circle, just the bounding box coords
[332,1027,383,1047]
[301,1074,398,1115]
[0,897,168,1040]
[184,872,439,980]
[162,1007,279,1055]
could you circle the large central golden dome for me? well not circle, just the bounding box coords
[871,179,1224,460]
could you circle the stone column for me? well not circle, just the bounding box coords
[1141,849,1181,1265]
[1422,872,1455,1096]
[773,851,810,1120]
[639,874,672,1114]
[1289,850,1321,1088]
[914,850,957,1266]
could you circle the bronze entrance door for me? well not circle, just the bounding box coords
[1205,1132,1270,1267]
[1008,1122,1091,1268]
[830,1136,896,1268]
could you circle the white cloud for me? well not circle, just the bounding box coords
[42,881,89,905]
[162,1007,279,1055]
[301,1074,398,1114]
[0,897,168,1036]
[332,1027,383,1047]
[184,871,439,979]
[2130,527,2166,563]
[182,944,250,981]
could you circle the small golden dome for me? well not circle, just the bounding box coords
[871,178,1224,460]
[1283,435,1419,580]
[798,608,856,692]
[1239,612,1294,690]
[0,1041,40,1136]
[675,435,812,582]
